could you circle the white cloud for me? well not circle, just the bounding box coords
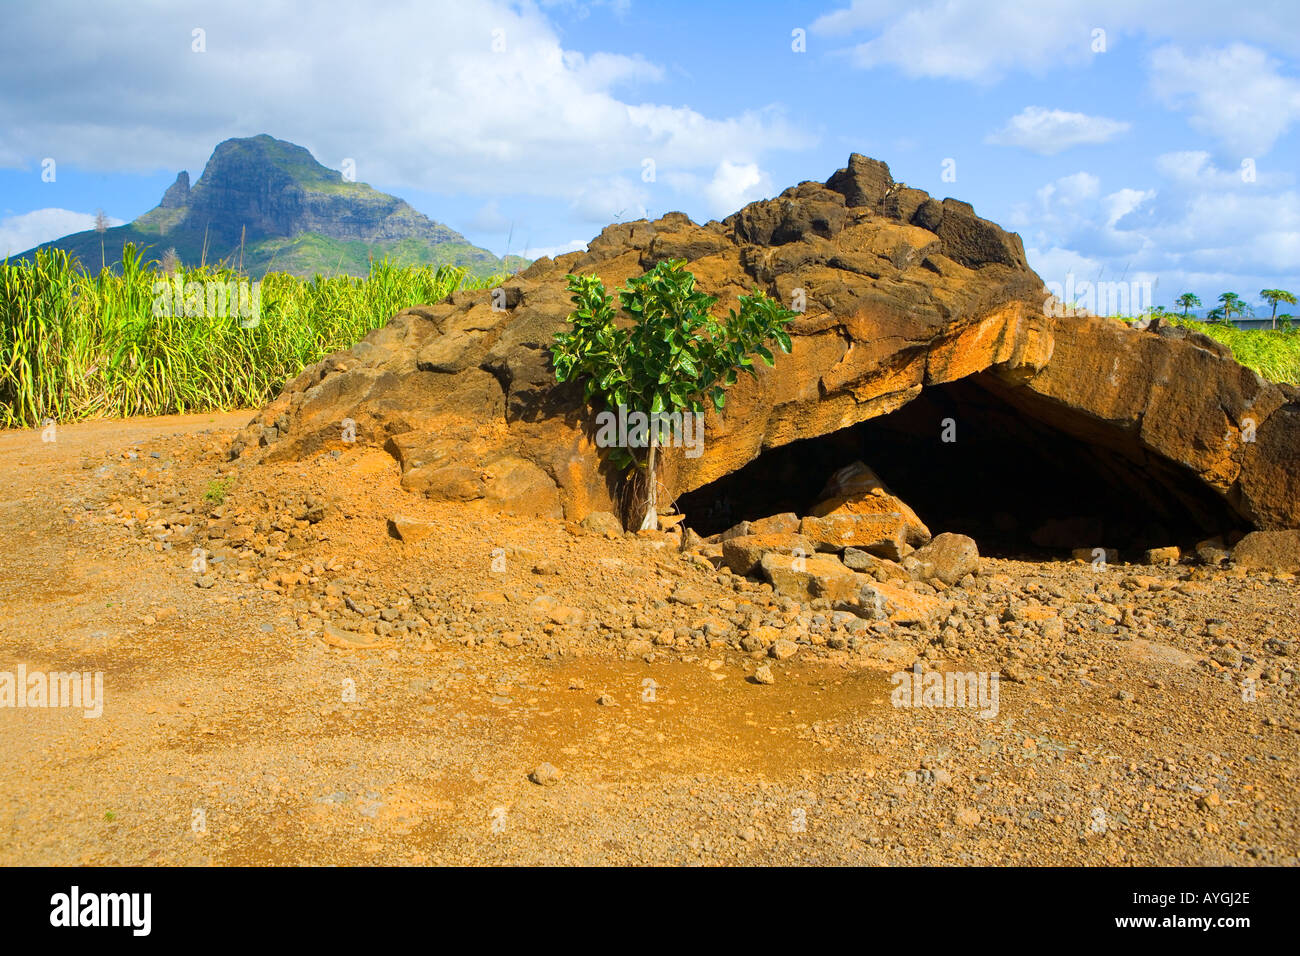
[1154,149,1291,190]
[1154,150,1230,186]
[467,200,512,233]
[0,208,123,259]
[1148,187,1300,273]
[1150,43,1300,156]
[986,106,1130,154]
[1019,160,1300,308]
[1102,188,1152,227]
[811,0,1101,81]
[521,239,588,260]
[0,1,810,214]
[811,0,1300,83]
[1025,245,1105,286]
[1028,172,1101,212]
[1013,171,1155,261]
[703,161,773,217]
[561,50,662,90]
[570,176,649,223]
[538,0,632,19]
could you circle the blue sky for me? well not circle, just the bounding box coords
[1,0,1297,313]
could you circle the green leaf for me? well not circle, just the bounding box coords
[550,260,796,482]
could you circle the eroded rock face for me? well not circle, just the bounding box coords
[232,153,1300,534]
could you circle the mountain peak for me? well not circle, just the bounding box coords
[200,134,347,195]
[160,171,190,208]
[18,134,520,278]
[157,134,440,247]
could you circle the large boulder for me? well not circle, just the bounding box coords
[803,461,932,558]
[1231,530,1300,571]
[721,532,815,576]
[907,533,980,585]
[842,579,950,626]
[759,551,860,603]
[230,154,1300,535]
[798,512,923,561]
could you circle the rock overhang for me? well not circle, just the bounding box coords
[230,153,1300,540]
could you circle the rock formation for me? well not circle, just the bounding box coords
[232,153,1300,553]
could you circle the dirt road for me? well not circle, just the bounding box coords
[0,413,1295,865]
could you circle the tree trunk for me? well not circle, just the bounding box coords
[638,433,658,531]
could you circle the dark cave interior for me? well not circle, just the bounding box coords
[676,372,1249,557]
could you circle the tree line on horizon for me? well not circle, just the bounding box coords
[1167,289,1297,329]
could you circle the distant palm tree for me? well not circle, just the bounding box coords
[1175,292,1201,318]
[1260,288,1297,330]
[1217,292,1251,326]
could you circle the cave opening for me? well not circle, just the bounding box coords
[675,372,1250,557]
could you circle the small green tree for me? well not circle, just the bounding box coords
[1260,288,1296,330]
[1175,292,1201,318]
[1217,292,1251,325]
[551,258,796,530]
